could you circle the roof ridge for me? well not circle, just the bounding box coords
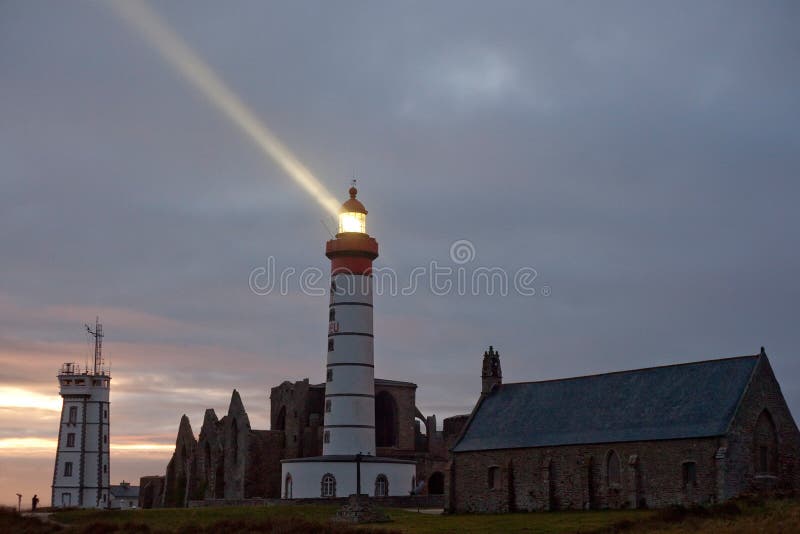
[503,353,760,387]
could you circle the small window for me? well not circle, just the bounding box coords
[375,474,388,497]
[64,462,73,477]
[488,466,500,489]
[321,473,336,497]
[66,433,75,447]
[104,410,108,419]
[102,493,106,502]
[759,446,768,473]
[103,464,108,474]
[682,462,697,487]
[329,308,335,322]
[328,338,334,352]
[325,399,332,413]
[330,280,337,293]
[68,406,78,423]
[327,369,333,382]
[324,430,330,444]
[103,435,108,444]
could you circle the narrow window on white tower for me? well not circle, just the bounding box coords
[103,435,108,444]
[328,339,334,352]
[64,462,73,477]
[325,400,332,413]
[104,464,108,474]
[323,431,330,444]
[329,308,335,322]
[327,369,333,382]
[66,433,75,447]
[68,406,77,423]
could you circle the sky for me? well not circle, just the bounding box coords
[1,0,799,507]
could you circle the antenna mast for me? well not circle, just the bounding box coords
[85,317,104,375]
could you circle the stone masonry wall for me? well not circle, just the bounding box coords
[244,430,285,498]
[724,355,800,497]
[452,437,722,513]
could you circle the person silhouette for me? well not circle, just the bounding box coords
[32,494,39,512]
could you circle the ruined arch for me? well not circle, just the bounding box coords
[428,471,444,495]
[754,409,778,475]
[214,452,225,498]
[231,417,239,465]
[275,405,286,431]
[375,391,398,447]
[203,441,212,482]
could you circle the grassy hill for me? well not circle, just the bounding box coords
[2,496,797,533]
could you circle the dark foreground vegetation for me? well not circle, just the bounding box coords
[1,496,796,533]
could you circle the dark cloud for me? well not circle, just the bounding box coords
[1,0,799,505]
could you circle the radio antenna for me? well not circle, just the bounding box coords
[85,317,104,375]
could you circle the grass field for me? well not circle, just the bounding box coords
[2,497,797,533]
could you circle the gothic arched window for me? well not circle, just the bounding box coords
[606,450,621,487]
[375,474,388,497]
[487,466,500,489]
[754,409,778,475]
[321,473,336,497]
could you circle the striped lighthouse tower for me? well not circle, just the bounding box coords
[323,184,379,456]
[281,184,415,499]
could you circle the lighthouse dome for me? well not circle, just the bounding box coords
[340,186,367,214]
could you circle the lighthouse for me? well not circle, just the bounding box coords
[51,319,111,508]
[324,184,378,456]
[281,185,415,498]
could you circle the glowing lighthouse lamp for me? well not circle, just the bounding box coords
[281,185,415,500]
[338,188,367,234]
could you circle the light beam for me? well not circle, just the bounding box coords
[108,0,340,216]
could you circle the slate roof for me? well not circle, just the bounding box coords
[110,484,139,499]
[453,354,760,452]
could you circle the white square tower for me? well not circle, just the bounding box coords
[51,319,111,508]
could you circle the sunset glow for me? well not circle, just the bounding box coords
[0,387,62,412]
[0,437,174,454]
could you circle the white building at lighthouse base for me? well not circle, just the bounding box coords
[281,456,415,499]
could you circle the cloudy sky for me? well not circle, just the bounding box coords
[1,0,799,506]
